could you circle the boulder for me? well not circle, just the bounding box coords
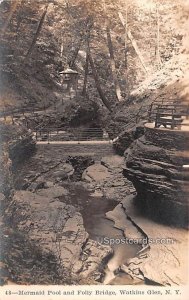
[53,163,74,180]
[113,126,144,155]
[101,155,125,170]
[82,164,112,183]
[28,180,45,191]
[36,186,68,198]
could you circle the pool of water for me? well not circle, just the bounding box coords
[61,183,141,284]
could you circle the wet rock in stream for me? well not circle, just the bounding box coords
[82,164,112,183]
[109,195,188,286]
[53,163,74,181]
[82,156,135,202]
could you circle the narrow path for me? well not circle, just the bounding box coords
[36,140,113,145]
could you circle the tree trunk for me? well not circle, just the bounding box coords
[24,3,49,59]
[103,0,123,101]
[82,16,93,96]
[106,26,123,101]
[156,5,162,69]
[124,2,129,97]
[60,36,64,59]
[118,12,148,74]
[88,49,112,111]
[68,38,82,68]
[0,0,20,37]
[82,51,89,96]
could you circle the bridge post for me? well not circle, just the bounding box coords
[148,103,153,122]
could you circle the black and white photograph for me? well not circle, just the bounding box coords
[0,0,188,298]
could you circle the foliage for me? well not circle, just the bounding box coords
[0,0,188,109]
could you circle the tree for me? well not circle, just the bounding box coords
[155,4,162,69]
[103,0,123,101]
[118,11,149,75]
[24,2,49,60]
[124,1,129,97]
[82,51,89,95]
[0,0,20,37]
[68,37,83,68]
[88,48,112,111]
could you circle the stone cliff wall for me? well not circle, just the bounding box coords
[0,122,36,195]
[0,122,36,168]
[124,125,189,228]
[9,134,36,169]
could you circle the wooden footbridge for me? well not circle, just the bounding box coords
[34,127,112,144]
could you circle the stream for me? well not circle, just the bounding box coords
[14,145,142,284]
[61,183,141,284]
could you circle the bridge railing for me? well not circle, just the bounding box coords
[148,103,189,123]
[0,105,48,119]
[151,104,189,129]
[34,128,109,142]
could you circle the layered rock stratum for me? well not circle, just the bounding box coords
[124,124,189,228]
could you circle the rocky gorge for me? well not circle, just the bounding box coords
[0,0,189,290]
[1,122,188,286]
[0,122,133,285]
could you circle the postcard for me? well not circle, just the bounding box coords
[0,0,188,299]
